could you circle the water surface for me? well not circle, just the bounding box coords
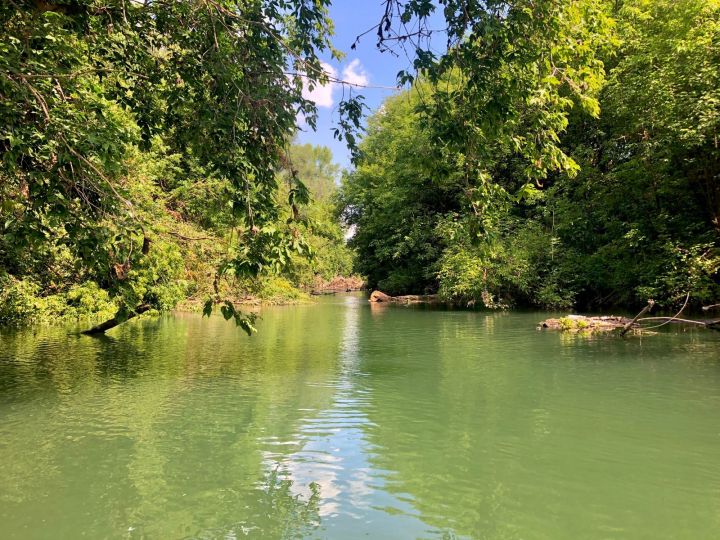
[1,295,720,539]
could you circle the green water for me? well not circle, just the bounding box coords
[1,295,720,539]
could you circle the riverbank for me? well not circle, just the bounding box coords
[0,274,365,329]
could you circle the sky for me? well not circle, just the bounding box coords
[295,1,445,170]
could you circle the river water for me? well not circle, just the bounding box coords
[1,294,720,539]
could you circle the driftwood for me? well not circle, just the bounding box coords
[637,317,720,331]
[541,294,720,334]
[540,314,720,334]
[632,293,720,332]
[620,300,655,336]
[539,315,637,333]
[81,304,151,335]
[369,290,440,304]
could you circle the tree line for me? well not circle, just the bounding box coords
[340,0,719,311]
[2,0,718,330]
[1,0,356,330]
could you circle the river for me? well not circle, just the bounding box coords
[1,294,720,539]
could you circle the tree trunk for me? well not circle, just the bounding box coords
[81,304,151,335]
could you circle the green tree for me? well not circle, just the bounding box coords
[341,0,614,300]
[342,0,719,310]
[339,89,451,294]
[281,143,354,288]
[1,0,339,331]
[546,0,720,308]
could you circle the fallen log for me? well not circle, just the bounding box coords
[369,290,440,304]
[538,315,636,333]
[81,304,151,335]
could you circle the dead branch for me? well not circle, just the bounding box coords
[620,299,655,336]
[639,292,690,331]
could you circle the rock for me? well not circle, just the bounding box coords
[369,291,393,303]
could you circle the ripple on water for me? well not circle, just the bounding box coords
[1,306,720,539]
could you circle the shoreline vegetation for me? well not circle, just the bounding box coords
[0,137,362,331]
[2,1,718,335]
[368,290,720,335]
[0,272,366,331]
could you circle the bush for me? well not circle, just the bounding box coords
[0,275,119,326]
[0,276,42,325]
[64,283,117,320]
[251,277,309,304]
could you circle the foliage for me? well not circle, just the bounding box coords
[558,317,590,331]
[5,0,717,327]
[280,142,356,287]
[251,276,310,304]
[339,90,447,295]
[378,0,615,210]
[341,0,719,311]
[0,274,117,326]
[436,220,576,309]
[547,0,720,308]
[0,0,349,330]
[1,134,354,328]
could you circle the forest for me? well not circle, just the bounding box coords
[340,0,720,311]
[1,0,357,332]
[1,0,719,331]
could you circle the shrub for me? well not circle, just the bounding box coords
[0,276,42,325]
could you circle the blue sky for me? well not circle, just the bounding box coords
[295,1,445,170]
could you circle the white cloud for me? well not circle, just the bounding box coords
[342,59,369,88]
[302,62,337,108]
[300,59,369,111]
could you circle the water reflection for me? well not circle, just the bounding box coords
[0,304,350,538]
[267,296,432,538]
[353,310,720,539]
[1,300,720,539]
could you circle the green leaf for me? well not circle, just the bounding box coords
[202,299,213,318]
[234,312,258,336]
[220,303,233,321]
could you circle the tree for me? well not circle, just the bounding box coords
[1,0,339,331]
[342,0,615,301]
[341,0,719,310]
[339,89,451,294]
[546,0,720,308]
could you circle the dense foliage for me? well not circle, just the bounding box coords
[3,0,718,328]
[1,1,356,330]
[341,0,720,310]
